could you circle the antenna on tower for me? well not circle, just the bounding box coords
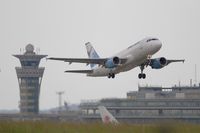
[36,48,40,54]
[23,48,25,54]
[195,64,197,85]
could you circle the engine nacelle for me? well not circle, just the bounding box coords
[150,57,167,69]
[105,56,120,68]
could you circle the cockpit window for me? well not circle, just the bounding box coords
[146,38,158,42]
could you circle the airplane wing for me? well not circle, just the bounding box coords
[65,70,93,73]
[48,57,127,65]
[166,59,185,65]
[147,57,185,70]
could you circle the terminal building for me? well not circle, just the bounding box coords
[13,44,47,114]
[80,84,200,123]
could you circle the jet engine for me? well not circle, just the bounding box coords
[150,57,167,69]
[104,56,121,68]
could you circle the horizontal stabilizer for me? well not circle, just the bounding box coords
[65,70,93,74]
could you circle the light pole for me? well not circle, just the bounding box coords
[56,91,65,114]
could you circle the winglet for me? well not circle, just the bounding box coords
[177,59,185,63]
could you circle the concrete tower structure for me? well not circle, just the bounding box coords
[13,44,47,114]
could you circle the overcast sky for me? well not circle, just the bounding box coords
[0,0,200,110]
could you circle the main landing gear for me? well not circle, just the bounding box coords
[108,73,115,79]
[138,73,146,79]
[138,65,146,79]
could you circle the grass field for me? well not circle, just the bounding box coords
[0,121,200,133]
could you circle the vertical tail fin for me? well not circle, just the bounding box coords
[98,106,119,124]
[85,42,100,69]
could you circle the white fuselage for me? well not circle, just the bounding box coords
[87,37,162,77]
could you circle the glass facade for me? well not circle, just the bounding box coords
[20,61,39,68]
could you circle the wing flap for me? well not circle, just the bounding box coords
[65,70,93,74]
[48,57,107,65]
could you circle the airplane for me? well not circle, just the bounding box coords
[98,106,119,124]
[48,37,184,79]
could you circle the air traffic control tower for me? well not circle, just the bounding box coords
[13,44,47,114]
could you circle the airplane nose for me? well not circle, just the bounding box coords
[156,40,162,50]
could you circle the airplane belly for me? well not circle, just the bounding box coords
[117,52,148,72]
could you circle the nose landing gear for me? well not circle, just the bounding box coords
[138,65,146,79]
[108,73,115,79]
